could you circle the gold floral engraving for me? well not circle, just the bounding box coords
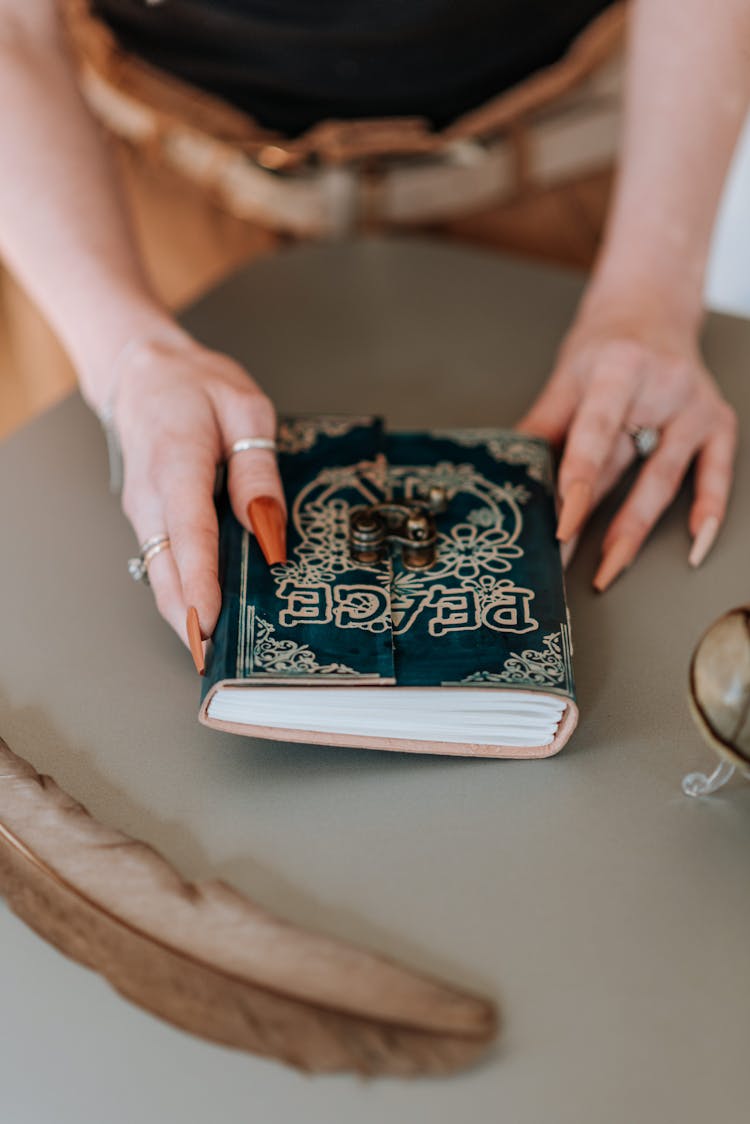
[277,416,375,456]
[275,466,392,635]
[231,427,570,688]
[246,609,359,676]
[430,430,553,487]
[273,459,539,638]
[452,628,573,690]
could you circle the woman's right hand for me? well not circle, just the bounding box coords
[112,335,286,664]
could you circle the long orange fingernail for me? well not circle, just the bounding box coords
[248,496,287,566]
[689,516,719,568]
[556,480,592,543]
[186,606,206,676]
[593,535,638,593]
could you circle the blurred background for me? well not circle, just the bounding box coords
[1,26,748,445]
[705,114,750,319]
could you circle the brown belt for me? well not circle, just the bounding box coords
[60,0,627,237]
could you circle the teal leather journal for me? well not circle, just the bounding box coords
[200,417,577,757]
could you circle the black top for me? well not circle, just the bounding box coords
[94,0,612,137]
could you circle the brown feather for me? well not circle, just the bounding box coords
[0,737,497,1075]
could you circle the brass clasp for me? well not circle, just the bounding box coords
[349,486,448,571]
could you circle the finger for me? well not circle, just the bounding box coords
[122,484,189,642]
[590,433,638,509]
[558,434,636,569]
[158,444,222,641]
[147,548,190,642]
[515,367,580,446]
[222,392,288,566]
[594,411,705,591]
[688,407,738,566]
[556,349,644,542]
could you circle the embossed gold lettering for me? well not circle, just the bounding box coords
[427,586,481,637]
[277,581,333,627]
[391,588,432,635]
[333,585,390,630]
[482,586,538,634]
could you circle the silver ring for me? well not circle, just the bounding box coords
[628,426,661,458]
[128,533,170,584]
[228,437,277,459]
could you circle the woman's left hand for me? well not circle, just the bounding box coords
[516,295,738,590]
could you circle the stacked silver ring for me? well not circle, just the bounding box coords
[128,533,171,584]
[127,440,276,583]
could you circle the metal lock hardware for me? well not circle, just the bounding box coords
[348,485,448,571]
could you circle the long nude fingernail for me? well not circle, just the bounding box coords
[556,480,592,543]
[186,606,206,676]
[560,533,579,571]
[593,535,638,592]
[688,516,719,568]
[248,496,287,566]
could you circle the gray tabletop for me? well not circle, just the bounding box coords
[2,238,749,1124]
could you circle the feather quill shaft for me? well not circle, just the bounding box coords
[0,737,496,1075]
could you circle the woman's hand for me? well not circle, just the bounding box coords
[113,336,286,666]
[517,295,738,590]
